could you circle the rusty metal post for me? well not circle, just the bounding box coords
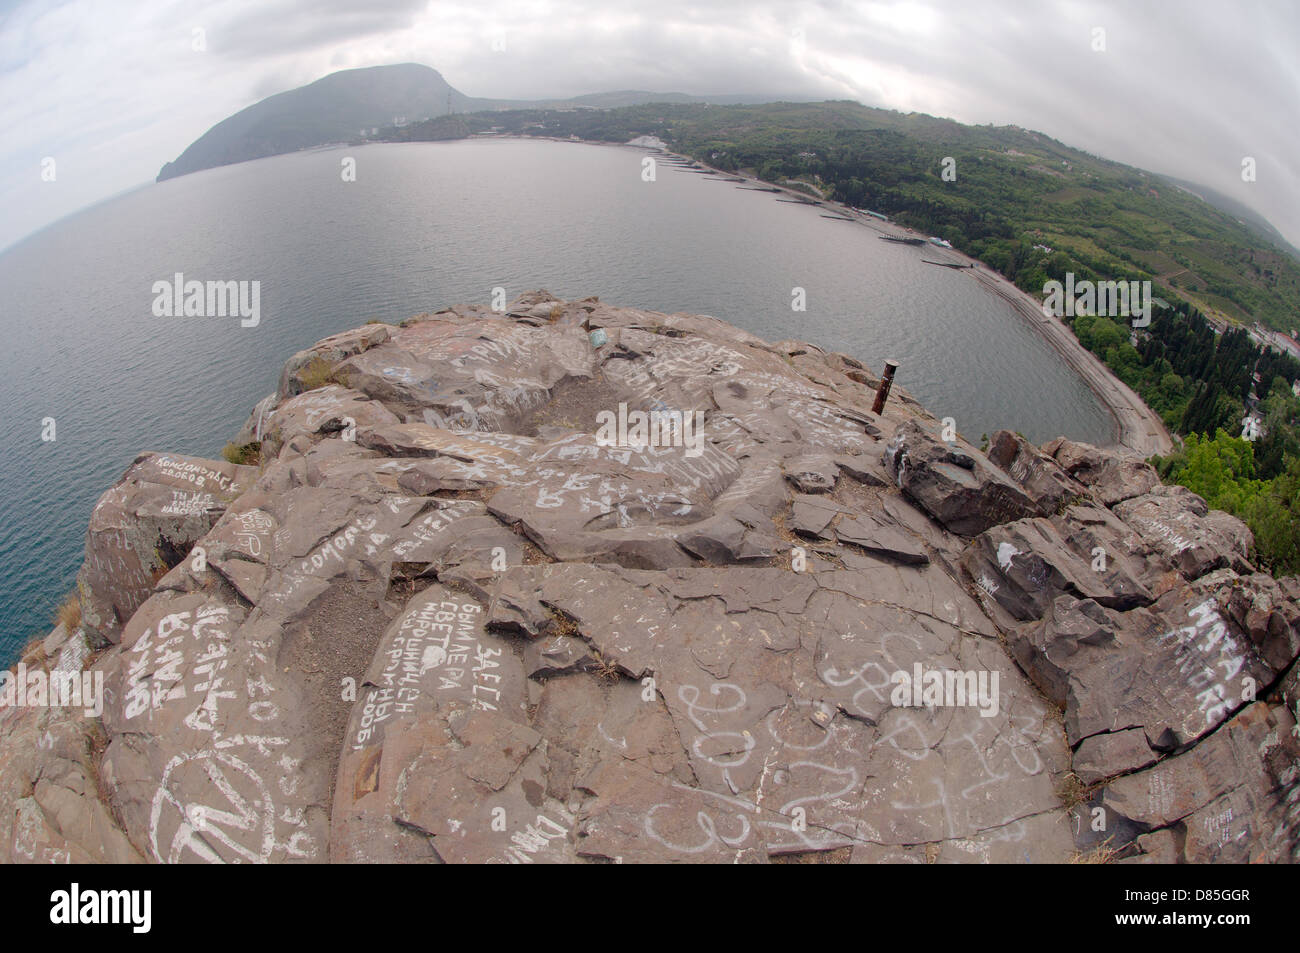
[871,361,898,415]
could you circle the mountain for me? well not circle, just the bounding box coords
[156,63,816,181]
[561,89,702,107]
[557,89,798,107]
[1164,174,1300,261]
[157,63,478,181]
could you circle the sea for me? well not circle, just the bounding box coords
[0,137,1115,660]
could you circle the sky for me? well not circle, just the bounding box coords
[1,0,1297,252]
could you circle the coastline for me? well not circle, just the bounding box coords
[963,264,1175,457]
[631,140,1176,457]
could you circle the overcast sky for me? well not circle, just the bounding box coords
[2,0,1297,252]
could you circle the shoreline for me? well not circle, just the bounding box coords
[635,141,1176,457]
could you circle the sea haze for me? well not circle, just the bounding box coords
[0,137,1114,659]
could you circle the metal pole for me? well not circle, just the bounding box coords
[872,361,898,415]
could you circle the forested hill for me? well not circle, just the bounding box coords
[155,63,792,183]
[158,64,476,181]
[390,101,1300,332]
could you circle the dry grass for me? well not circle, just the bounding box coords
[545,606,580,640]
[1070,840,1119,864]
[221,441,261,466]
[298,356,338,391]
[1055,771,1092,810]
[55,591,81,633]
[770,512,801,546]
[387,574,423,602]
[17,634,47,669]
[592,655,622,683]
[519,537,549,566]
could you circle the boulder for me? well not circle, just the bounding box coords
[882,420,1040,536]
[1073,728,1158,784]
[1041,437,1160,505]
[260,385,402,459]
[1096,702,1300,863]
[96,593,336,862]
[789,495,842,539]
[1052,502,1177,595]
[278,323,392,398]
[76,453,257,644]
[783,453,839,493]
[986,430,1089,512]
[1193,571,1300,672]
[1113,487,1254,581]
[834,452,889,487]
[964,516,1153,622]
[1008,590,1275,751]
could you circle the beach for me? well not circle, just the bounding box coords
[649,147,1176,457]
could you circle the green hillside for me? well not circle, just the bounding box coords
[404,101,1300,332]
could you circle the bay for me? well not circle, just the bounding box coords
[0,137,1114,660]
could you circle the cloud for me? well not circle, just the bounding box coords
[0,0,1296,251]
[209,0,427,62]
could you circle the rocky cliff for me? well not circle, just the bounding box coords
[2,292,1297,864]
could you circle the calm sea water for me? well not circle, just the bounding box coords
[0,138,1114,660]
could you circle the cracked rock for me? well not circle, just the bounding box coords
[2,294,1295,866]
